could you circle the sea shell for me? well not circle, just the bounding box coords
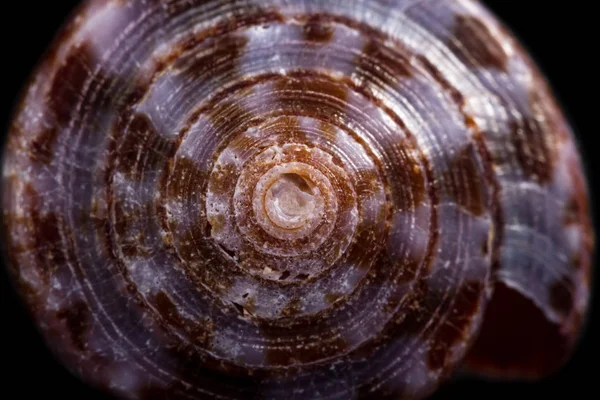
[1,0,594,399]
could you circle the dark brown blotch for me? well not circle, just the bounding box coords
[56,301,91,352]
[427,280,483,371]
[453,15,509,71]
[444,144,486,216]
[302,15,335,43]
[178,34,248,82]
[116,114,157,175]
[356,40,413,86]
[34,211,67,266]
[509,118,553,183]
[47,42,96,125]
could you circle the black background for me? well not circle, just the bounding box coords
[1,1,597,399]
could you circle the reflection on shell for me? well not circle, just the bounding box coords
[1,0,593,399]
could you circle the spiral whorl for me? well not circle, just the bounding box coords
[2,1,593,399]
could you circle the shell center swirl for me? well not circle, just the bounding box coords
[254,162,327,237]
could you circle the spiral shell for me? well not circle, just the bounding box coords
[1,0,593,399]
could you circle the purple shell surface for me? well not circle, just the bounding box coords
[1,0,594,399]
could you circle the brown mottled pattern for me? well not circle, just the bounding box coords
[178,34,249,83]
[452,15,509,71]
[1,1,593,399]
[56,301,92,352]
[509,118,554,183]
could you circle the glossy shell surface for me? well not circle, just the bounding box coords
[1,0,594,399]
